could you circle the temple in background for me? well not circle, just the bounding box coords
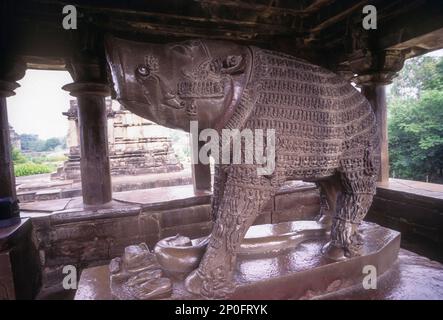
[52,99,184,181]
[9,125,21,150]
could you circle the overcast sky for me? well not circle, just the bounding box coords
[6,49,443,139]
[8,70,73,139]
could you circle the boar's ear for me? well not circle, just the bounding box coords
[220,55,246,75]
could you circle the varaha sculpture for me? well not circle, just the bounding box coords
[105,37,379,299]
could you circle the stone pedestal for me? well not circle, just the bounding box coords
[0,218,41,299]
[63,82,112,206]
[75,221,402,300]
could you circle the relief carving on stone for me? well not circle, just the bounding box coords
[105,37,380,299]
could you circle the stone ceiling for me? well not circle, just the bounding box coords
[2,0,443,70]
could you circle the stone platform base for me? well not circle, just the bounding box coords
[71,222,443,300]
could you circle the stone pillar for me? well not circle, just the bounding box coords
[360,84,389,182]
[0,80,20,227]
[66,117,79,149]
[190,134,212,193]
[63,82,112,206]
[349,49,405,183]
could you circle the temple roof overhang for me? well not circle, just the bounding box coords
[1,0,443,72]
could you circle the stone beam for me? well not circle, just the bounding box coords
[388,27,443,59]
[378,0,443,53]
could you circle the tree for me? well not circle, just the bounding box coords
[19,134,64,152]
[20,134,43,151]
[389,56,439,100]
[44,137,61,151]
[11,148,27,164]
[388,55,443,183]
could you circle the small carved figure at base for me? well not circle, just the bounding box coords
[109,243,172,300]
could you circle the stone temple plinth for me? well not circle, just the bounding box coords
[52,99,183,181]
[75,221,440,300]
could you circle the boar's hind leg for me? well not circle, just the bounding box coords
[316,176,342,227]
[185,165,276,298]
[323,171,377,260]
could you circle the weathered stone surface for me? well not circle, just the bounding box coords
[160,221,214,240]
[318,249,443,300]
[0,251,15,299]
[367,179,443,263]
[109,243,172,300]
[159,205,211,228]
[20,198,71,213]
[35,189,62,201]
[27,184,322,291]
[253,212,272,225]
[17,191,37,202]
[73,223,429,300]
[273,187,320,222]
[139,213,161,238]
[114,185,212,210]
[46,239,110,266]
[18,171,194,204]
[108,236,147,259]
[0,219,41,299]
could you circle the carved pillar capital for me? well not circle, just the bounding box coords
[62,82,111,97]
[0,80,20,98]
[64,51,111,98]
[349,50,405,86]
[0,58,26,97]
[334,64,355,82]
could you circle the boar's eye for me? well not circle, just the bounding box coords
[137,65,151,77]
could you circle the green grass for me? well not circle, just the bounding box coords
[14,162,55,177]
[12,148,66,177]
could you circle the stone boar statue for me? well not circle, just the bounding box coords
[105,37,379,298]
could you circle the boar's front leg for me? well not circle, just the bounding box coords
[323,173,377,259]
[211,164,228,221]
[185,165,276,298]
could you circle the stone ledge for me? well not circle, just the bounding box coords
[369,178,443,263]
[50,204,143,225]
[113,185,212,210]
[22,183,321,290]
[0,218,32,251]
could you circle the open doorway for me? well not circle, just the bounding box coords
[8,69,192,204]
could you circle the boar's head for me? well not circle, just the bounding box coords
[105,36,250,132]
